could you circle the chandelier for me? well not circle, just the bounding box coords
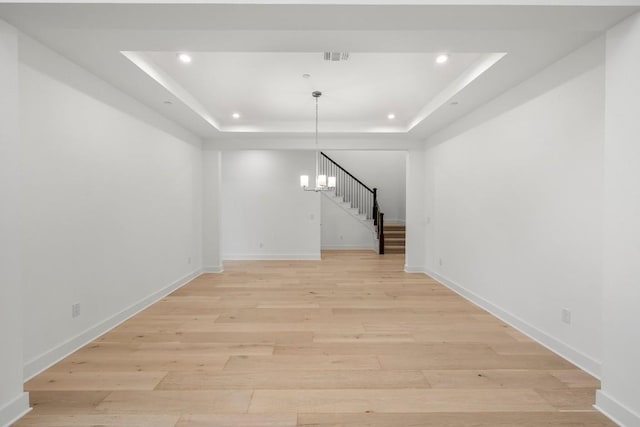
[300,91,336,191]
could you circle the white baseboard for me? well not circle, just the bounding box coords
[23,269,203,381]
[0,392,30,427]
[322,245,375,250]
[595,390,640,427]
[424,268,602,378]
[404,265,427,273]
[223,253,321,261]
[203,265,224,273]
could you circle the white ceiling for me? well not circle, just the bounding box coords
[0,1,638,149]
[138,51,489,133]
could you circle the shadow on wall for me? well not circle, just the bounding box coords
[427,37,605,147]
[18,35,201,146]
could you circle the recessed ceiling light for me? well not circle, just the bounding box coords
[232,113,241,119]
[177,53,192,64]
[436,54,449,64]
[302,73,311,79]
[163,100,173,105]
[450,101,459,106]
[387,113,396,120]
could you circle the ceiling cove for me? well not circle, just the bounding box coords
[123,50,506,134]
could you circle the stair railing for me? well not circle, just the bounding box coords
[320,152,385,254]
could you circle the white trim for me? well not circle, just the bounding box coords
[321,245,375,250]
[404,265,427,273]
[203,265,224,273]
[595,390,640,427]
[9,1,640,6]
[423,268,602,378]
[0,392,30,427]
[223,253,321,260]
[385,218,406,225]
[23,269,202,381]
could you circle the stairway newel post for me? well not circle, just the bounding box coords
[379,212,385,254]
[373,188,378,225]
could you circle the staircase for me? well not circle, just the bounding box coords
[319,152,396,255]
[325,191,371,223]
[383,224,406,254]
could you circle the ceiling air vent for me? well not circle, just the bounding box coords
[323,52,350,62]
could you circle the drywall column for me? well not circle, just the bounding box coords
[203,148,223,272]
[597,11,640,426]
[404,149,426,272]
[423,147,437,272]
[0,20,30,426]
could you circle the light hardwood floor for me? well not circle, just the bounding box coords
[16,251,614,426]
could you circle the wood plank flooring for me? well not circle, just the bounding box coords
[16,251,614,426]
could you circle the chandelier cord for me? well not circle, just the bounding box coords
[315,94,319,183]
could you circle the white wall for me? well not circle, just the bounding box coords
[221,150,320,259]
[422,37,605,376]
[323,151,406,224]
[320,195,375,250]
[0,19,30,427]
[203,148,223,272]
[596,11,640,426]
[19,35,204,379]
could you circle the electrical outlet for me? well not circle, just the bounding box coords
[439,258,443,266]
[561,308,571,324]
[71,303,81,318]
[259,242,264,248]
[187,257,192,264]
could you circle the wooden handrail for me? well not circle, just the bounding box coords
[320,152,374,193]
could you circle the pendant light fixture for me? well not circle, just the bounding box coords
[300,91,336,192]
